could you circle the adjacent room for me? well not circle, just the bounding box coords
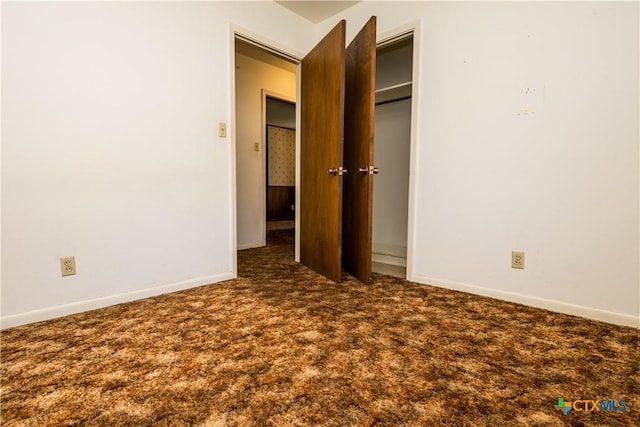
[2,1,638,425]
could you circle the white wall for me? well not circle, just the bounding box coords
[3,1,638,329]
[235,54,296,250]
[1,1,312,327]
[319,1,640,326]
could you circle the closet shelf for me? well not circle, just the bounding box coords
[375,81,412,104]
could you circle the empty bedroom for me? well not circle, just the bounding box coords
[1,1,638,425]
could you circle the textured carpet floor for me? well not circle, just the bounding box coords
[1,229,638,426]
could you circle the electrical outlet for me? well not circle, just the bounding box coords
[60,256,76,276]
[511,251,525,269]
[254,142,259,152]
[218,122,227,138]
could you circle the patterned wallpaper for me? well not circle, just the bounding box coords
[267,126,295,186]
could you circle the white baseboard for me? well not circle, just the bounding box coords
[411,274,639,328]
[372,243,406,257]
[372,262,406,279]
[372,252,407,267]
[0,273,234,330]
[372,243,407,267]
[237,242,265,251]
[5,272,636,330]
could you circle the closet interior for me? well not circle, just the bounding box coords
[372,34,413,278]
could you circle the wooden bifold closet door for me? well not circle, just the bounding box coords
[300,20,346,283]
[342,16,377,284]
[300,17,377,284]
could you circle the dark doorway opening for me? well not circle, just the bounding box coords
[266,97,296,241]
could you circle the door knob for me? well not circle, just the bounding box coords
[328,166,348,176]
[358,167,368,175]
[370,166,379,175]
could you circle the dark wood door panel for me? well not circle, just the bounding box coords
[342,16,377,284]
[300,20,346,282]
[267,186,295,220]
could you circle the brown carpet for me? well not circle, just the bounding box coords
[1,229,638,426]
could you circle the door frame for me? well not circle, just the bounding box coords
[230,20,422,281]
[375,20,421,281]
[230,24,302,276]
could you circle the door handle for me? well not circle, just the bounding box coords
[359,166,379,175]
[328,167,348,176]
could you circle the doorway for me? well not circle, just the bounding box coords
[234,36,299,251]
[265,96,296,235]
[232,24,418,283]
[372,33,414,279]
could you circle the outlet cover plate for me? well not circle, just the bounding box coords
[512,251,525,269]
[60,256,76,277]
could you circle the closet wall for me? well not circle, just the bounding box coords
[372,37,413,276]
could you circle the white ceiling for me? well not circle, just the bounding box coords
[274,1,361,23]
